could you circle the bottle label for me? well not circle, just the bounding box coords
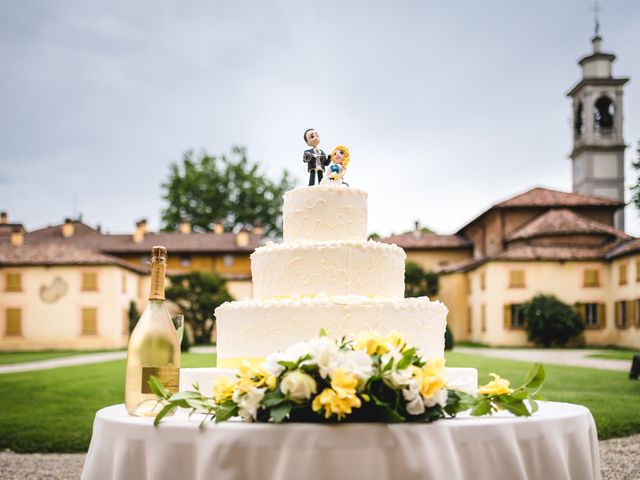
[149,263,166,300]
[141,366,180,394]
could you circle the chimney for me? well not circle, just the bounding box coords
[179,217,191,234]
[412,220,421,239]
[253,224,264,236]
[62,218,74,238]
[10,226,24,247]
[213,221,224,234]
[133,219,148,243]
[236,228,250,247]
[0,211,7,224]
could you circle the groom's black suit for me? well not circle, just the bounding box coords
[303,148,330,186]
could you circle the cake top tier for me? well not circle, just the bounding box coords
[282,186,368,243]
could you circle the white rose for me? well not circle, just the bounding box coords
[306,337,339,378]
[383,367,413,389]
[236,386,265,422]
[280,371,317,403]
[262,352,286,377]
[329,349,373,383]
[403,380,425,416]
[423,388,448,408]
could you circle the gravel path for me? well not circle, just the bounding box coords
[1,434,638,479]
[456,347,632,371]
[0,352,127,375]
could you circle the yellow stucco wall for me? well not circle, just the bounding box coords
[117,253,252,277]
[437,272,470,342]
[405,249,472,272]
[0,265,140,351]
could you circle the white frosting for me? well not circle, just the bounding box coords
[216,295,447,361]
[251,241,406,299]
[283,186,368,243]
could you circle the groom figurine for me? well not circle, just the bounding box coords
[303,128,330,186]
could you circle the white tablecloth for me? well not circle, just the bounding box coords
[82,402,600,480]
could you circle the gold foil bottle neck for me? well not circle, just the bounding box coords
[149,246,167,300]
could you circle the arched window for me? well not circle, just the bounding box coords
[594,96,615,131]
[574,102,584,136]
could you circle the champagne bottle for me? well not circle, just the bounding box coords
[125,246,180,416]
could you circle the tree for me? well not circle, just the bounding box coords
[161,147,295,237]
[128,301,140,334]
[165,272,233,345]
[630,141,640,213]
[523,294,584,348]
[404,261,439,298]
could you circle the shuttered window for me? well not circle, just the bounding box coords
[82,272,98,292]
[5,308,22,336]
[636,261,640,283]
[480,273,486,291]
[577,303,606,329]
[5,273,22,292]
[467,307,472,334]
[619,264,628,286]
[583,269,600,287]
[82,308,98,335]
[508,270,525,288]
[503,304,527,330]
[614,301,632,329]
[480,305,486,333]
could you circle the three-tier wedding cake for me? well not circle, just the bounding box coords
[180,185,477,394]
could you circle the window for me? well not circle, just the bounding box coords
[82,308,98,335]
[5,308,22,336]
[583,269,600,288]
[619,264,628,286]
[615,301,631,329]
[594,96,615,132]
[122,308,129,336]
[467,307,472,334]
[5,273,22,292]
[223,255,234,267]
[635,300,640,328]
[503,304,527,330]
[508,270,525,288]
[577,303,605,329]
[180,255,192,267]
[82,272,98,292]
[480,272,486,291]
[636,261,640,283]
[481,305,486,333]
[121,274,127,294]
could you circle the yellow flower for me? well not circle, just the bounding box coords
[418,358,446,399]
[478,373,513,396]
[237,362,277,392]
[212,376,237,403]
[385,331,407,352]
[311,387,361,420]
[331,368,359,398]
[354,331,388,356]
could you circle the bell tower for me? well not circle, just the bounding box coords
[567,30,629,230]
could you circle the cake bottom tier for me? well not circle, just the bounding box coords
[180,367,478,396]
[215,296,448,367]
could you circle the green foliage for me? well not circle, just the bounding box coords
[165,272,233,345]
[630,141,640,214]
[523,294,584,348]
[180,325,191,352]
[161,147,295,237]
[444,326,454,351]
[404,261,439,297]
[128,301,140,334]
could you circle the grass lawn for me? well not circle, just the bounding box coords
[0,350,638,453]
[0,350,123,366]
[586,350,637,361]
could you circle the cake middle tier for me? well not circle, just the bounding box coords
[251,240,406,299]
[215,295,448,368]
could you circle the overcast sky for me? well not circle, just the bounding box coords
[1,0,639,237]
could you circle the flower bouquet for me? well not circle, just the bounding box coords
[150,330,545,426]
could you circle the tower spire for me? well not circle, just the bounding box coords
[591,1,602,37]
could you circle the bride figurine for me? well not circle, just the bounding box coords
[321,145,350,187]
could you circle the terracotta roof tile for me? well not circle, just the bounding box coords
[605,238,640,259]
[493,245,606,261]
[380,233,472,250]
[495,187,623,208]
[505,209,628,242]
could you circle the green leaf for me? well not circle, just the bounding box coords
[270,401,292,423]
[382,357,394,373]
[496,398,531,417]
[262,389,286,407]
[277,360,297,369]
[148,376,171,400]
[396,348,416,370]
[529,398,539,414]
[521,363,545,392]
[445,390,477,416]
[214,400,239,423]
[169,391,202,401]
[153,404,176,426]
[470,398,492,416]
[319,328,327,337]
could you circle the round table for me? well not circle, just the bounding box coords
[81,402,601,480]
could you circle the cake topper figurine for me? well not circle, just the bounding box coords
[321,145,350,187]
[303,128,330,186]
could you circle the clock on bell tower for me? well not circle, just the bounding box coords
[567,31,629,230]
